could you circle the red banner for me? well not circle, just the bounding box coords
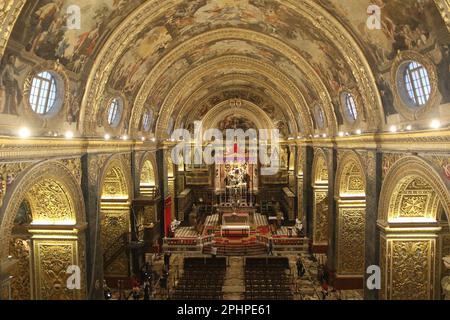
[164,196,172,237]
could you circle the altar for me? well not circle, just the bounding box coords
[220,212,251,237]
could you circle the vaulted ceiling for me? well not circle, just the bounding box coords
[1,0,449,139]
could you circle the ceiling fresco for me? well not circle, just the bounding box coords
[2,0,449,138]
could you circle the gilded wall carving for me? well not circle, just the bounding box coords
[27,179,75,224]
[58,158,82,185]
[390,240,435,300]
[9,238,31,300]
[379,237,387,300]
[33,240,78,300]
[382,153,403,181]
[88,154,110,186]
[101,209,130,276]
[0,162,33,207]
[102,167,128,198]
[337,208,365,275]
[313,191,328,245]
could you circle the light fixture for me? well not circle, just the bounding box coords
[122,135,129,141]
[322,134,327,138]
[104,134,111,140]
[389,125,397,133]
[151,138,156,142]
[141,137,146,142]
[18,127,31,138]
[65,131,74,139]
[297,136,301,139]
[338,132,344,137]
[355,129,362,135]
[405,125,412,131]
[430,119,441,129]
[314,134,319,138]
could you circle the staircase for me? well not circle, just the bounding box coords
[222,257,245,300]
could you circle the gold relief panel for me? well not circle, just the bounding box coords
[313,191,328,245]
[382,153,403,181]
[399,195,428,218]
[337,208,365,276]
[388,239,435,300]
[101,209,130,276]
[9,238,31,300]
[32,240,79,300]
[58,158,82,185]
[102,166,128,198]
[27,179,76,224]
[379,237,387,300]
[0,162,33,208]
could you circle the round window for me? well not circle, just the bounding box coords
[107,98,123,127]
[400,61,431,107]
[29,71,58,115]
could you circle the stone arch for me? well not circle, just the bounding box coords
[378,156,450,300]
[334,151,367,288]
[99,155,132,277]
[311,149,330,253]
[0,160,86,300]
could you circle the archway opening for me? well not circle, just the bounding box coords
[100,162,131,279]
[379,172,449,300]
[312,152,329,254]
[335,156,366,290]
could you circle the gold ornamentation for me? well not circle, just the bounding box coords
[313,191,328,245]
[33,240,78,300]
[0,162,33,208]
[9,238,31,300]
[390,240,434,300]
[27,179,75,224]
[337,208,365,275]
[390,50,442,121]
[58,158,82,185]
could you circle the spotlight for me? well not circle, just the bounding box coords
[104,134,111,140]
[151,138,156,142]
[322,134,327,138]
[338,132,344,137]
[141,137,146,142]
[65,131,74,139]
[430,120,441,129]
[18,127,31,138]
[355,129,362,135]
[405,125,412,131]
[389,125,397,133]
[122,135,129,141]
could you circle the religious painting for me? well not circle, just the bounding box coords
[10,0,144,73]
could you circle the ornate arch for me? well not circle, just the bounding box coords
[335,151,366,198]
[173,75,296,133]
[0,0,27,60]
[139,153,158,188]
[312,149,329,185]
[77,0,382,136]
[201,99,275,132]
[0,160,85,258]
[99,155,131,200]
[154,56,315,140]
[379,156,450,224]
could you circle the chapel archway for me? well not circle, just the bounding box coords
[99,158,131,278]
[334,152,366,289]
[311,150,330,253]
[378,157,450,300]
[0,161,86,300]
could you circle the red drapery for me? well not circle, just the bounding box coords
[164,196,172,237]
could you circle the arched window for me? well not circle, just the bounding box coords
[107,98,122,127]
[29,71,57,115]
[142,109,153,132]
[314,104,325,129]
[403,61,431,107]
[342,92,358,122]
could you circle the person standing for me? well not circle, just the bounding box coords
[296,256,305,277]
[267,237,273,256]
[164,252,171,271]
[143,279,151,300]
